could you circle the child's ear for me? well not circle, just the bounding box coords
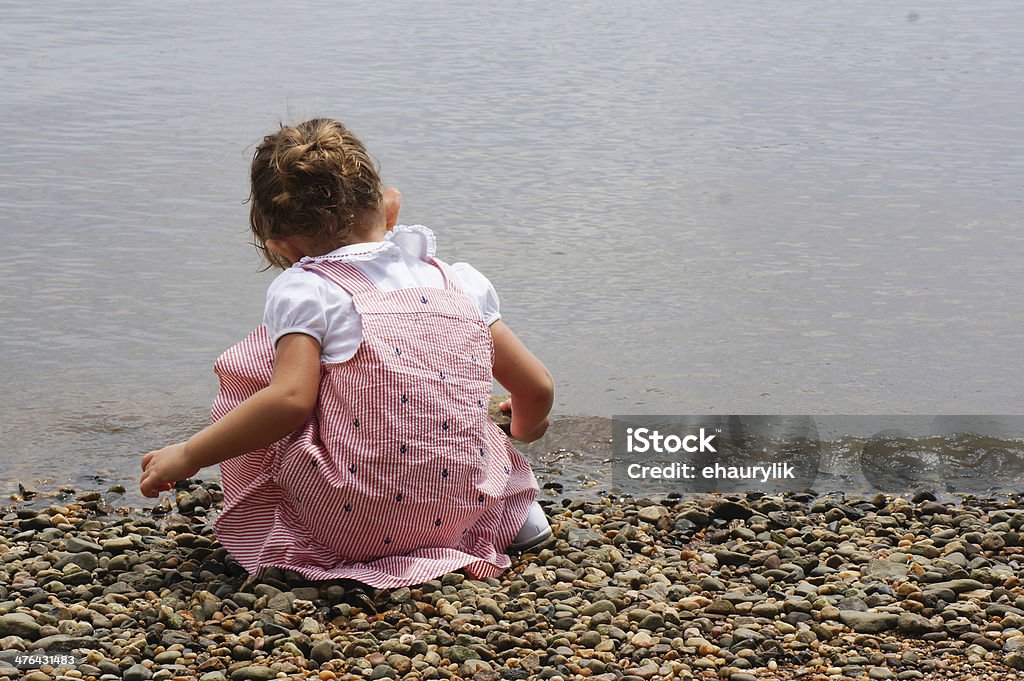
[383,187,402,231]
[266,238,304,266]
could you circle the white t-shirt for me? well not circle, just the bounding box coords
[263,224,501,363]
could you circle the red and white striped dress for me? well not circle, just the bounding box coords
[210,257,538,588]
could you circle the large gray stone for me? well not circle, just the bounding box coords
[231,666,277,681]
[100,536,135,553]
[565,527,605,549]
[839,611,899,634]
[27,634,94,652]
[926,579,986,594]
[178,487,213,513]
[54,552,99,572]
[0,612,41,640]
[582,599,617,616]
[897,612,938,637]
[123,663,154,681]
[64,537,103,553]
[310,638,335,664]
[863,558,909,581]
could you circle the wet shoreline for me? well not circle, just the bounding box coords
[2,481,1024,680]
[6,410,1024,511]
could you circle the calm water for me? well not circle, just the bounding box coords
[2,2,1023,502]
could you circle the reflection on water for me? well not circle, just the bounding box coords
[2,1,1024,495]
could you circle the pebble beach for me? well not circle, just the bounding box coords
[2,481,1024,681]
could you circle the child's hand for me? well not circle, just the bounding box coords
[140,442,200,498]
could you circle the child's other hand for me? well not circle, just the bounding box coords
[140,442,200,498]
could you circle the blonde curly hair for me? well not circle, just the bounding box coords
[248,118,383,269]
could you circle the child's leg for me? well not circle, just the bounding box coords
[508,500,552,551]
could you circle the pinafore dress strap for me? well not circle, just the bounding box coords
[431,258,464,295]
[299,260,378,295]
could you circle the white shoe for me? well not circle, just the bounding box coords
[508,501,552,552]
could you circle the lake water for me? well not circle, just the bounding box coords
[2,1,1023,503]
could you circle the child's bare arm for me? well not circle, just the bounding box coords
[140,333,321,497]
[490,320,553,442]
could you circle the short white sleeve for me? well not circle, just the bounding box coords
[263,268,354,350]
[450,262,501,325]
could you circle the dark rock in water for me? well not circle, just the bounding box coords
[912,490,937,503]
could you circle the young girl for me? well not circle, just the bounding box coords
[140,118,554,588]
